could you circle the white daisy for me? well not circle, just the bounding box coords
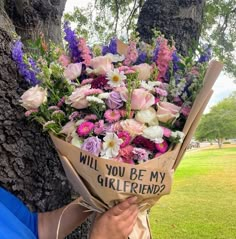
[101,132,123,158]
[106,69,126,87]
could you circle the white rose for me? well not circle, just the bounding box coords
[105,53,125,62]
[143,126,164,143]
[20,85,47,110]
[171,131,185,143]
[135,107,159,126]
[71,131,84,148]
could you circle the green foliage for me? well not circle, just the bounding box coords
[195,92,236,142]
[203,0,236,77]
[63,0,236,78]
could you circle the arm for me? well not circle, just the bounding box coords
[38,199,91,239]
[38,196,139,239]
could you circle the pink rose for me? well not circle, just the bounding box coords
[131,89,155,110]
[20,85,47,110]
[60,121,76,135]
[58,54,71,67]
[89,56,114,75]
[156,102,181,123]
[119,88,155,110]
[64,63,82,81]
[132,63,152,81]
[120,119,145,137]
[67,84,90,109]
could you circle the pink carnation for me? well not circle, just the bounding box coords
[94,120,105,135]
[76,122,94,137]
[118,131,131,148]
[119,145,135,164]
[84,114,98,121]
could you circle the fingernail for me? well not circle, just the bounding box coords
[128,196,138,204]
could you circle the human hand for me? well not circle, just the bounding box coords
[89,197,139,239]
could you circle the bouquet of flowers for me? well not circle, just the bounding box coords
[12,23,223,238]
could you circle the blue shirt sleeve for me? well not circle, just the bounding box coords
[0,187,38,238]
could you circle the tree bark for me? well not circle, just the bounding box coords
[137,0,205,55]
[4,0,66,44]
[0,1,90,238]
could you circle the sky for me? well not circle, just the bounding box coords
[64,1,236,113]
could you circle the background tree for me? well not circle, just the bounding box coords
[0,0,225,237]
[0,1,90,238]
[64,0,236,77]
[195,92,236,148]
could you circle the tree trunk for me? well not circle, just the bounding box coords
[4,0,66,44]
[217,138,224,148]
[0,2,90,238]
[137,0,205,55]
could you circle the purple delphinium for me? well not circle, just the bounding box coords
[135,51,147,65]
[198,45,212,63]
[152,41,160,62]
[81,136,102,156]
[172,51,180,73]
[64,22,82,63]
[12,40,39,85]
[102,38,117,55]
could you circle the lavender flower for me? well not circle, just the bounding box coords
[102,38,117,55]
[81,136,102,156]
[106,91,123,109]
[12,40,39,85]
[198,45,212,63]
[172,51,180,73]
[152,41,160,62]
[132,147,149,161]
[64,22,82,62]
[135,51,147,65]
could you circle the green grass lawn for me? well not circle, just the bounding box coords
[150,146,236,239]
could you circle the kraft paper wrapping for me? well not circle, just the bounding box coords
[50,60,223,239]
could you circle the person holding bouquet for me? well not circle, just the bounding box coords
[0,187,138,239]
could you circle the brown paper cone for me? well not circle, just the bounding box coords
[49,59,223,239]
[173,90,214,170]
[182,60,223,135]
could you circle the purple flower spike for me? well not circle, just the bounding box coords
[12,40,39,85]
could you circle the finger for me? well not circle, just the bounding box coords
[126,210,139,236]
[118,204,138,219]
[111,197,138,216]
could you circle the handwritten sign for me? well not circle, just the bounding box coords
[79,152,168,196]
